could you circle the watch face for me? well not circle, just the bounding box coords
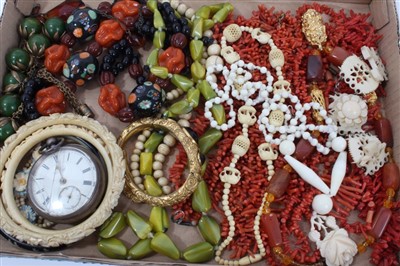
[27,144,105,223]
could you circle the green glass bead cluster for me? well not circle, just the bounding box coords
[1,15,66,142]
[98,182,220,263]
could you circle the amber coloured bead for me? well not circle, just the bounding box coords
[46,0,85,21]
[382,162,400,191]
[326,46,352,66]
[369,207,392,239]
[307,51,323,82]
[260,213,283,247]
[375,118,393,148]
[266,169,291,198]
[294,138,315,161]
[170,33,188,49]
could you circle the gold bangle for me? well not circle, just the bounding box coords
[118,118,202,207]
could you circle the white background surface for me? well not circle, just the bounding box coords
[0,0,399,265]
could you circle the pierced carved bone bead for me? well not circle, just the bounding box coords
[258,143,278,161]
[340,55,379,95]
[269,110,285,126]
[251,28,271,44]
[238,106,257,126]
[273,80,291,95]
[269,48,285,68]
[219,166,241,185]
[221,46,240,65]
[223,24,242,43]
[361,46,387,82]
[206,55,223,69]
[232,135,250,157]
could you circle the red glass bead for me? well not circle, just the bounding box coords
[266,169,291,198]
[294,138,315,162]
[46,0,85,21]
[369,207,392,239]
[307,51,323,82]
[260,213,282,247]
[326,46,352,67]
[375,118,393,148]
[170,33,188,49]
[383,162,400,191]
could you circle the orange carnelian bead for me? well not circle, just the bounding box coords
[35,86,67,115]
[44,44,71,75]
[158,47,185,74]
[111,0,140,22]
[98,83,126,116]
[261,213,283,247]
[95,19,124,48]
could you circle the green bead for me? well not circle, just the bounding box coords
[97,238,127,259]
[153,30,166,49]
[0,120,15,142]
[150,66,168,79]
[0,95,21,117]
[187,88,200,108]
[99,212,126,239]
[147,48,159,67]
[208,3,225,14]
[198,80,217,100]
[169,100,193,115]
[44,17,66,42]
[5,48,32,72]
[201,161,208,176]
[189,40,204,61]
[212,4,233,23]
[126,210,153,239]
[198,215,221,246]
[192,180,212,213]
[211,104,226,125]
[153,10,165,29]
[151,232,180,260]
[2,71,26,93]
[182,242,214,263]
[128,239,153,260]
[171,74,194,92]
[203,19,215,31]
[149,206,169,233]
[146,0,157,12]
[140,152,153,175]
[144,132,164,153]
[191,61,205,82]
[191,18,204,39]
[195,6,211,19]
[198,128,222,155]
[26,34,51,57]
[144,175,163,196]
[18,17,42,39]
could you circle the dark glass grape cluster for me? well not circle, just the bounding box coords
[100,38,140,77]
[21,78,44,121]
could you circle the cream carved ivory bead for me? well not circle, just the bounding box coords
[221,46,240,64]
[134,176,142,185]
[132,170,140,177]
[143,130,151,137]
[269,48,285,68]
[130,154,139,162]
[237,106,257,126]
[258,143,278,161]
[177,3,187,15]
[135,141,144,150]
[279,140,296,156]
[223,24,242,43]
[157,143,170,155]
[163,134,176,147]
[178,119,190,127]
[206,55,224,69]
[330,151,347,196]
[203,29,213,38]
[184,8,195,19]
[268,110,285,126]
[130,162,139,170]
[251,28,271,44]
[158,177,169,186]
[208,44,221,55]
[153,169,163,178]
[361,46,388,82]
[137,135,147,142]
[179,112,192,120]
[170,0,179,9]
[232,135,250,156]
[219,166,241,185]
[154,153,165,163]
[153,161,163,170]
[162,185,172,194]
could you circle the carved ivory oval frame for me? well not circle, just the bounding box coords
[0,113,125,247]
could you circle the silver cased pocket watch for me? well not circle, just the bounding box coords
[27,137,107,224]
